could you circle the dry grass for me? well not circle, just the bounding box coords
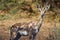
[0,10,60,40]
[0,18,59,40]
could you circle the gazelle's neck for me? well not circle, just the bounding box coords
[35,12,44,31]
[34,3,50,32]
[37,13,44,30]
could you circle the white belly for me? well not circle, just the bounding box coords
[18,31,28,35]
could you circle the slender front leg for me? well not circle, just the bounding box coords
[13,32,21,40]
[29,34,37,40]
[33,33,37,40]
[29,30,37,40]
[29,34,33,40]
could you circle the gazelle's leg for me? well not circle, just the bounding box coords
[13,32,21,40]
[32,30,37,40]
[29,34,36,40]
[29,34,33,40]
[29,31,37,40]
[33,34,36,40]
[13,30,28,40]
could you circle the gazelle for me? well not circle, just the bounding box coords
[10,3,50,40]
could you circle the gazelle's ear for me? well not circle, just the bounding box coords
[43,4,50,12]
[45,4,50,11]
[36,3,40,8]
[36,3,42,12]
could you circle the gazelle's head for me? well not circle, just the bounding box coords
[36,3,50,15]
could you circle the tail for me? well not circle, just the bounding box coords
[10,27,13,40]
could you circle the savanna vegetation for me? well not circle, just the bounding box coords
[0,0,60,40]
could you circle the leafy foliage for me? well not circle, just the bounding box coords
[0,0,60,14]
